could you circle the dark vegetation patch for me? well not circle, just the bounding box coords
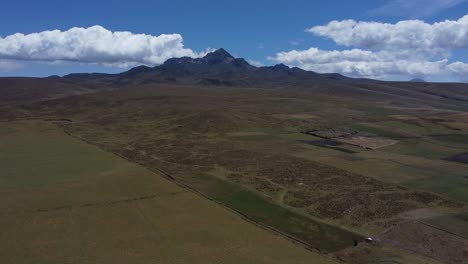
[427,118,454,122]
[300,127,397,150]
[44,118,73,122]
[298,139,342,146]
[303,127,362,139]
[443,152,468,164]
[297,140,359,153]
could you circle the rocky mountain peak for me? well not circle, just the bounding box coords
[202,48,235,65]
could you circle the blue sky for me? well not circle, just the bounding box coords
[1,0,468,81]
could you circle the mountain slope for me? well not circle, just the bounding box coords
[62,48,351,87]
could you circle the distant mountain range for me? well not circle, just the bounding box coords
[59,48,354,88]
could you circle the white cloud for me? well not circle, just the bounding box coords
[447,61,468,81]
[249,60,264,67]
[368,0,467,18]
[271,16,468,81]
[0,25,205,67]
[270,48,447,79]
[307,15,468,51]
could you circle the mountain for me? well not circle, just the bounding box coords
[61,48,351,88]
[4,48,468,110]
[410,78,426,83]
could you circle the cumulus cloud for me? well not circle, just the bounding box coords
[249,60,264,67]
[447,61,468,81]
[307,15,468,52]
[272,16,468,81]
[270,48,447,78]
[368,0,466,18]
[0,26,205,67]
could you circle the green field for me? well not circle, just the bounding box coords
[0,121,335,264]
[204,176,363,252]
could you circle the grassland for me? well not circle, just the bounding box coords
[3,83,468,263]
[0,120,336,264]
[284,114,468,203]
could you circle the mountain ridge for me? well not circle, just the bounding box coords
[60,48,353,88]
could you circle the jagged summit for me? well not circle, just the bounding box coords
[203,48,235,64]
[163,48,242,66]
[271,63,290,71]
[209,48,232,57]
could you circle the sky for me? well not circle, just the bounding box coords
[1,0,468,82]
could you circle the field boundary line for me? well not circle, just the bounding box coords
[416,220,468,240]
[0,192,187,216]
